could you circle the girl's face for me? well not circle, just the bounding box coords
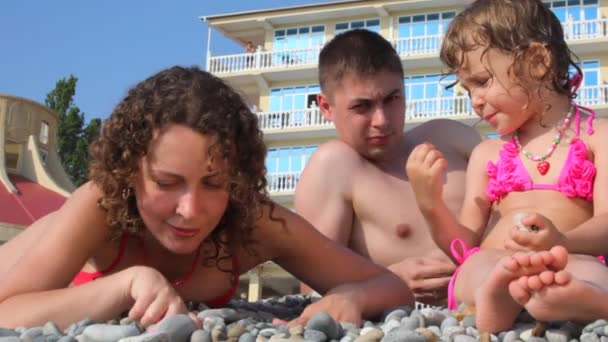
[457,47,541,135]
[134,124,230,255]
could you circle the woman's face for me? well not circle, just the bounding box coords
[134,124,230,254]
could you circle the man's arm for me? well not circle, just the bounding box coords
[411,119,481,160]
[295,140,357,245]
[295,141,358,292]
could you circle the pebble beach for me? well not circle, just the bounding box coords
[1,294,606,342]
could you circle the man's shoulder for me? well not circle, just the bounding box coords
[407,119,481,158]
[407,119,477,142]
[312,139,366,164]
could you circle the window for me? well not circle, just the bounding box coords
[273,25,325,51]
[269,85,321,126]
[5,143,21,170]
[572,60,601,105]
[398,11,455,38]
[39,149,48,165]
[544,0,598,22]
[404,74,459,118]
[39,121,49,145]
[335,19,381,35]
[266,145,318,174]
[397,11,454,55]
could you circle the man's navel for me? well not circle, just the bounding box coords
[395,223,411,238]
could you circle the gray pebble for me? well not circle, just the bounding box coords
[546,329,571,342]
[383,328,425,342]
[0,329,18,338]
[198,309,241,323]
[453,334,477,342]
[461,315,476,329]
[384,309,407,323]
[117,332,169,342]
[306,312,342,340]
[81,324,141,342]
[440,317,459,332]
[57,337,77,342]
[190,330,211,342]
[304,329,327,342]
[582,333,601,342]
[21,327,44,339]
[237,332,256,342]
[155,315,196,342]
[0,337,20,342]
[43,322,64,336]
[355,328,383,342]
[585,322,608,334]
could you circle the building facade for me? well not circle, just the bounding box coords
[0,94,73,241]
[203,0,608,211]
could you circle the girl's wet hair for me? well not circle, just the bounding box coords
[440,0,581,98]
[89,66,268,264]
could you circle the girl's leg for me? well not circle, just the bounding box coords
[510,250,608,321]
[455,248,562,333]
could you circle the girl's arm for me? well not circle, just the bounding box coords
[406,141,493,262]
[562,120,608,255]
[254,203,413,323]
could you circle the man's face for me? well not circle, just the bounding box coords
[319,70,405,161]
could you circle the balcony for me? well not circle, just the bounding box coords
[207,17,607,76]
[208,46,321,75]
[267,171,300,194]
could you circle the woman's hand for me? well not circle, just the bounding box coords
[127,266,189,327]
[289,284,364,327]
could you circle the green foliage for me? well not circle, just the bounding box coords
[45,76,101,186]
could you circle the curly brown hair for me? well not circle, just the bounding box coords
[89,65,268,261]
[440,0,581,99]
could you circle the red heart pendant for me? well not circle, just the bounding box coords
[537,161,550,175]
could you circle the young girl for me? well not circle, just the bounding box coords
[0,66,412,329]
[406,0,608,333]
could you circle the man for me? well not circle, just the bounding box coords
[295,29,481,305]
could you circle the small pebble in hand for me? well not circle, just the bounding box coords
[512,212,539,232]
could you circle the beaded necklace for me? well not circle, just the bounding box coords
[512,105,574,176]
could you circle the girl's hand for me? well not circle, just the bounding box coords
[405,143,448,211]
[127,266,188,327]
[505,213,566,252]
[288,284,364,327]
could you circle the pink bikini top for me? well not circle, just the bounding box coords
[486,103,596,203]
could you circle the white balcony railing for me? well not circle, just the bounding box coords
[406,95,474,121]
[208,46,322,74]
[393,34,444,57]
[576,84,608,107]
[257,107,332,131]
[564,17,608,41]
[267,171,300,193]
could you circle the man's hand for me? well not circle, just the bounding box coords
[388,257,455,306]
[405,143,448,211]
[505,212,566,252]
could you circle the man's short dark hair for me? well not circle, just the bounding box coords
[318,29,403,96]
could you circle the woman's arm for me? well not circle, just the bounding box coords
[0,182,173,328]
[254,203,412,322]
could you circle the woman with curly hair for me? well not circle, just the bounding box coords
[0,66,412,329]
